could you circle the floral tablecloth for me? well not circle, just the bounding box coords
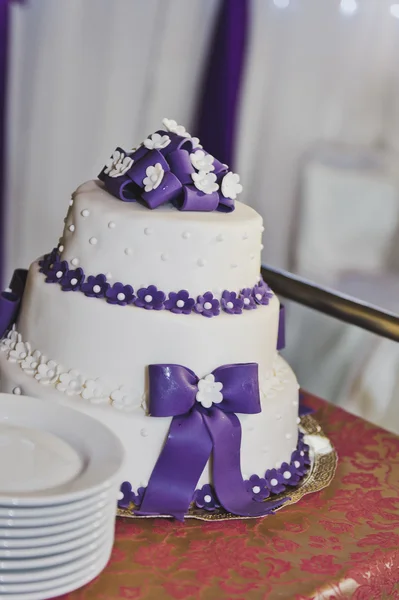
[58,393,399,600]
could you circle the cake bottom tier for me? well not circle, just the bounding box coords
[0,353,299,492]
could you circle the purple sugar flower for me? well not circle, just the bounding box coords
[253,280,274,306]
[279,462,301,487]
[221,290,244,315]
[60,268,84,291]
[290,450,310,476]
[264,468,287,495]
[39,248,59,273]
[240,288,257,310]
[118,481,145,509]
[297,443,311,466]
[82,274,109,298]
[106,282,135,306]
[135,285,165,310]
[164,290,195,314]
[244,474,270,501]
[194,292,220,318]
[45,259,69,283]
[193,484,220,511]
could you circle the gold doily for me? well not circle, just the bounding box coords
[117,413,337,521]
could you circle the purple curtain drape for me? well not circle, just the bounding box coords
[194,0,249,168]
[0,0,9,287]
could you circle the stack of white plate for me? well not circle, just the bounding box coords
[0,394,125,600]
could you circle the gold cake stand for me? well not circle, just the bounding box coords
[117,413,337,521]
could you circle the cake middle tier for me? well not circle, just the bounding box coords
[17,262,281,402]
[60,180,263,298]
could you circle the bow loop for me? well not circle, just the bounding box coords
[148,364,198,417]
[212,363,261,414]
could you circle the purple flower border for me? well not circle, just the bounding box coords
[39,249,273,318]
[117,430,311,511]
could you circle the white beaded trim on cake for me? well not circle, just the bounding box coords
[1,326,290,414]
[0,325,144,413]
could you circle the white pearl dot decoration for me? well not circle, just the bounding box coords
[242,232,249,240]
[243,298,250,306]
[56,271,63,279]
[261,225,265,232]
[197,258,206,267]
[71,258,79,266]
[293,399,299,407]
[252,486,261,494]
[108,221,116,229]
[270,478,278,487]
[294,461,300,469]
[68,224,75,232]
[70,278,78,286]
[216,233,224,242]
[144,227,153,235]
[231,263,238,269]
[204,495,212,503]
[182,231,191,239]
[176,300,185,308]
[226,301,234,310]
[260,244,264,250]
[285,433,292,440]
[297,417,301,424]
[13,387,22,395]
[140,428,148,438]
[117,293,126,302]
[276,414,282,420]
[81,209,90,217]
[263,446,269,453]
[124,248,133,256]
[144,295,153,303]
[58,245,64,252]
[283,471,291,480]
[89,237,97,245]
[93,285,101,294]
[204,302,212,310]
[69,199,74,206]
[161,253,168,261]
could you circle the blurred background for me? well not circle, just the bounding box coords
[1,0,399,430]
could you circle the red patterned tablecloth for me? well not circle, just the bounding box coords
[58,393,399,600]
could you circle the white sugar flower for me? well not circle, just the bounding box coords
[56,369,84,396]
[111,386,136,412]
[190,150,215,173]
[143,133,171,150]
[190,137,202,149]
[35,360,59,385]
[104,150,133,178]
[82,379,110,404]
[9,341,31,363]
[1,325,20,355]
[162,118,190,138]
[221,172,243,200]
[196,374,223,409]
[21,350,42,375]
[143,163,164,192]
[191,171,219,195]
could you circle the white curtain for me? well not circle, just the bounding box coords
[5,0,220,282]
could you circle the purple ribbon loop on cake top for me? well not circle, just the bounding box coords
[0,269,28,338]
[136,363,287,520]
[277,304,285,351]
[98,132,232,212]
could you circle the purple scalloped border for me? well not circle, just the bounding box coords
[39,248,274,317]
[117,431,311,512]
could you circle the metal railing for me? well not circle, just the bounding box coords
[261,265,399,344]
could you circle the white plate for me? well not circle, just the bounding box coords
[0,536,113,583]
[0,489,111,518]
[0,520,110,558]
[0,495,113,527]
[0,394,124,506]
[0,513,109,549]
[0,542,112,598]
[0,525,111,570]
[0,506,114,538]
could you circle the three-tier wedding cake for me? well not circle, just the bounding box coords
[0,119,309,519]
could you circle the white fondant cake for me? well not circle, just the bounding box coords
[0,120,301,518]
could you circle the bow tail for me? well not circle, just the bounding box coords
[136,410,212,521]
[0,269,28,338]
[204,410,288,517]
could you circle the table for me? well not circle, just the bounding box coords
[58,392,399,600]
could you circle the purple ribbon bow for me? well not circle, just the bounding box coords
[0,269,27,338]
[99,131,235,212]
[136,363,287,520]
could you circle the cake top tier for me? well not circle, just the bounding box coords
[98,118,243,213]
[60,180,263,298]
